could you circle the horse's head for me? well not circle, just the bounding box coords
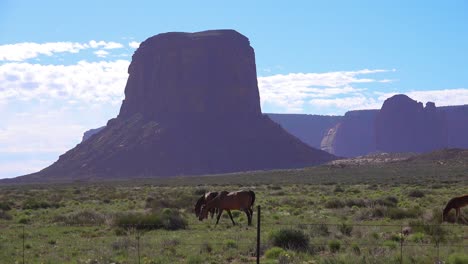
[442,205,452,222]
[194,195,205,217]
[199,204,209,221]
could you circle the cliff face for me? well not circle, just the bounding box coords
[17,30,335,182]
[321,110,378,157]
[118,30,261,121]
[375,95,447,153]
[267,114,342,149]
[439,105,468,149]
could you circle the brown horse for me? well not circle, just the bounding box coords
[194,192,219,219]
[199,190,255,226]
[443,194,468,223]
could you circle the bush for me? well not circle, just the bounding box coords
[325,199,345,209]
[115,210,187,231]
[0,210,12,220]
[265,247,286,259]
[447,253,468,264]
[386,208,419,220]
[0,202,11,211]
[224,239,237,249]
[310,223,330,237]
[328,240,341,253]
[374,196,398,207]
[383,240,397,250]
[22,199,58,210]
[408,189,425,198]
[269,229,309,251]
[53,210,106,225]
[345,199,367,208]
[339,223,353,236]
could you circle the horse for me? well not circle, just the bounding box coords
[194,192,219,219]
[199,190,255,226]
[443,194,468,223]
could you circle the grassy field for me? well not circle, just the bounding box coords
[0,156,467,263]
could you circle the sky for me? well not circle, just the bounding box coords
[1,0,468,178]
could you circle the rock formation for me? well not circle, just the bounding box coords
[375,94,447,153]
[321,110,378,157]
[439,105,468,149]
[267,114,342,149]
[15,30,335,182]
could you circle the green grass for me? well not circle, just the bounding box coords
[0,161,467,263]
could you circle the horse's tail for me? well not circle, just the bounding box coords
[249,190,256,209]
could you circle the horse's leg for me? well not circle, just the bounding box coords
[227,210,236,226]
[215,209,223,226]
[456,208,460,223]
[244,209,252,226]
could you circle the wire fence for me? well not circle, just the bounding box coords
[1,206,467,263]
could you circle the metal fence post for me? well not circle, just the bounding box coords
[136,229,140,264]
[256,205,261,264]
[22,225,25,264]
[400,225,403,264]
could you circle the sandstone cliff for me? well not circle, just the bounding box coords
[375,94,447,153]
[321,110,378,157]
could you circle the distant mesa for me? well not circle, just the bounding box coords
[11,29,335,183]
[320,94,468,157]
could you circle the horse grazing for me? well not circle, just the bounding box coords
[199,190,255,226]
[195,192,220,220]
[443,194,468,223]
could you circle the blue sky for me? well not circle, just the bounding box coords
[1,0,468,178]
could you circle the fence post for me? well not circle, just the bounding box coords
[136,229,140,264]
[256,205,261,264]
[400,225,403,264]
[22,225,25,264]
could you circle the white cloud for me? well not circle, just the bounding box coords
[88,40,124,49]
[94,49,109,58]
[0,40,125,62]
[0,60,130,104]
[0,42,87,61]
[258,69,393,113]
[129,41,140,49]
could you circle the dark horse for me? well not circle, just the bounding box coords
[443,194,468,223]
[199,190,255,226]
[194,192,219,219]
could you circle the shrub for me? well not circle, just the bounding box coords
[386,208,419,220]
[383,240,397,250]
[339,223,353,236]
[351,243,360,255]
[325,199,345,209]
[447,253,468,264]
[345,199,367,208]
[328,240,341,253]
[269,229,309,251]
[224,239,237,249]
[0,210,12,220]
[53,210,106,225]
[187,255,204,264]
[0,202,11,211]
[114,210,187,231]
[333,185,344,193]
[265,247,286,259]
[374,196,398,207]
[409,232,425,243]
[199,242,212,253]
[22,199,58,210]
[18,218,30,224]
[193,188,208,195]
[310,223,330,237]
[408,189,425,198]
